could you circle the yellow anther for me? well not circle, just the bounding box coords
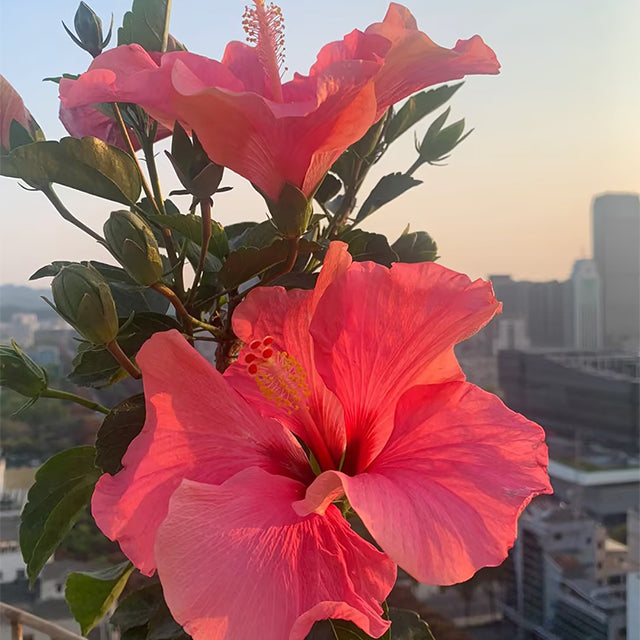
[244,339,310,413]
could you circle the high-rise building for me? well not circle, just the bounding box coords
[593,193,640,352]
[570,259,602,350]
[488,276,572,349]
[503,497,628,640]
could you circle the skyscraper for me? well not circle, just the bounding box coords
[593,193,640,352]
[570,259,602,350]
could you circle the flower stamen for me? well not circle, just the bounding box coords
[242,1,287,102]
[244,336,310,413]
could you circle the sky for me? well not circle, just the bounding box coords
[0,0,638,286]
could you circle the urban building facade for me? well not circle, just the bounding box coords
[503,497,628,640]
[593,193,640,352]
[570,259,603,350]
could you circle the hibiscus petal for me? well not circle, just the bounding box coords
[310,260,501,472]
[296,382,552,585]
[226,243,353,469]
[366,4,500,115]
[170,58,379,199]
[155,468,396,640]
[92,330,310,575]
[311,4,500,121]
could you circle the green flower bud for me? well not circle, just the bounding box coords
[166,123,225,202]
[51,264,119,345]
[63,2,113,58]
[265,182,313,239]
[0,341,48,398]
[104,211,163,286]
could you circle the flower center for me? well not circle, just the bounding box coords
[242,1,286,102]
[244,337,310,413]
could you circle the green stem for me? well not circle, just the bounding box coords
[139,124,187,299]
[106,339,142,379]
[188,198,212,303]
[41,185,104,244]
[406,157,423,177]
[40,388,109,414]
[152,283,220,338]
[112,104,160,215]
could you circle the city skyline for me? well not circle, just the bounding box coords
[1,0,639,286]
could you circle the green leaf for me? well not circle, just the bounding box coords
[118,0,172,52]
[388,608,436,640]
[111,583,163,633]
[66,561,134,635]
[385,83,463,144]
[111,583,188,640]
[69,313,181,388]
[308,619,383,640]
[356,173,422,223]
[219,239,319,289]
[314,173,342,205]
[391,231,438,263]
[226,220,278,251]
[30,260,169,315]
[1,137,142,203]
[338,230,397,267]
[20,446,101,584]
[147,213,229,261]
[96,394,145,474]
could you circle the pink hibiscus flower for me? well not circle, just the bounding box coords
[92,242,551,640]
[0,75,41,153]
[60,3,500,200]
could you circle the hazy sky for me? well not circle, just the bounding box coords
[0,0,638,286]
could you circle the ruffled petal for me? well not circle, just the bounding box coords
[227,243,353,470]
[310,260,501,472]
[170,59,379,199]
[92,330,310,576]
[365,4,500,115]
[155,468,396,640]
[296,382,551,585]
[310,3,500,120]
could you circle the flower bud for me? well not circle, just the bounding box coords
[51,264,119,345]
[0,341,48,398]
[414,107,472,167]
[166,123,225,203]
[265,182,313,239]
[104,211,163,286]
[63,2,113,58]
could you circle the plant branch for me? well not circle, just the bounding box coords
[40,388,110,414]
[112,103,160,215]
[152,283,221,338]
[106,339,141,379]
[41,185,104,244]
[188,198,212,303]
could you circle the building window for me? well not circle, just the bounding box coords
[56,583,63,593]
[553,532,563,540]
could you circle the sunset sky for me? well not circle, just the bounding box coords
[1,0,638,285]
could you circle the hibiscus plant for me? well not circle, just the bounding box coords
[0,2,551,639]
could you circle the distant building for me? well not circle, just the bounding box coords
[0,313,40,348]
[593,193,640,352]
[503,496,627,640]
[498,349,640,453]
[570,259,603,350]
[488,276,572,350]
